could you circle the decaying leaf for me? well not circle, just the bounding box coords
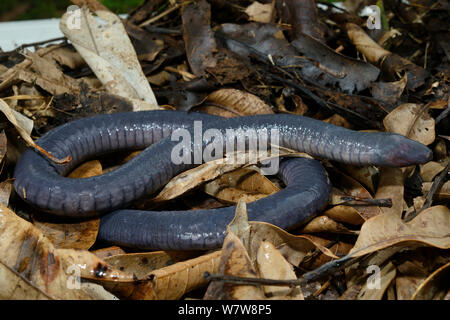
[349,205,450,257]
[0,205,93,299]
[202,88,274,117]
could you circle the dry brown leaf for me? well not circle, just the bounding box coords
[300,215,358,235]
[204,232,265,300]
[103,251,199,279]
[0,262,53,300]
[104,250,221,300]
[203,88,274,117]
[349,205,450,257]
[383,103,435,145]
[204,167,279,204]
[395,260,429,300]
[329,168,382,220]
[0,204,93,299]
[375,167,404,217]
[412,262,450,300]
[256,241,304,299]
[325,190,366,226]
[245,1,274,23]
[25,51,80,95]
[420,161,447,182]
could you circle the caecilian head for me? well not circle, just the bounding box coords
[381,134,433,167]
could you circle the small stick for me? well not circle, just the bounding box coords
[203,272,306,288]
[339,196,392,207]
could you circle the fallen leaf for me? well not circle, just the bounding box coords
[204,167,279,204]
[245,1,273,23]
[300,215,358,235]
[412,262,450,300]
[256,241,304,299]
[60,8,158,108]
[349,205,450,257]
[0,205,93,299]
[203,88,274,117]
[383,103,435,145]
[0,261,53,300]
[104,250,222,300]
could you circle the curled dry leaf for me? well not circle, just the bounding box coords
[256,241,304,299]
[383,103,435,145]
[346,23,428,90]
[60,8,158,108]
[204,167,279,204]
[204,232,265,300]
[152,152,250,202]
[202,88,274,117]
[349,205,450,257]
[32,160,102,250]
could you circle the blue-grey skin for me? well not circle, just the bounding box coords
[13,111,432,250]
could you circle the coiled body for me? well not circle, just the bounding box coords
[13,111,432,249]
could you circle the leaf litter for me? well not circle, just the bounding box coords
[0,0,448,300]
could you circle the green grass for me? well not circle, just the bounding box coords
[0,0,145,21]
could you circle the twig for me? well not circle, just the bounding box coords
[139,3,182,27]
[339,196,392,208]
[203,272,306,287]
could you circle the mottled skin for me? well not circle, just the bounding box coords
[13,111,432,249]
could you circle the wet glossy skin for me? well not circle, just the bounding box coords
[13,111,432,249]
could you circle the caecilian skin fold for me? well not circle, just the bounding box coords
[13,111,432,249]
